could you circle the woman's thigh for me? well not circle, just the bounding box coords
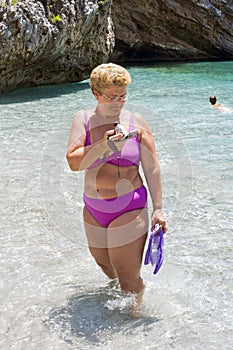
[107,207,148,248]
[107,208,148,276]
[83,206,113,269]
[109,234,147,282]
[83,205,108,248]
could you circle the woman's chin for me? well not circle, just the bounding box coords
[110,106,123,114]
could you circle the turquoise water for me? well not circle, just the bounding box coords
[0,61,232,349]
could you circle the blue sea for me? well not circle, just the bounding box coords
[0,61,232,349]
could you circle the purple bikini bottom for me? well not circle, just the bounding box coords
[83,185,148,227]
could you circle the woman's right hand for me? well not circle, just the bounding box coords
[104,130,126,152]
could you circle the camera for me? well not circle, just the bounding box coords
[114,122,138,140]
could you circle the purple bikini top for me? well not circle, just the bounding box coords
[84,111,140,169]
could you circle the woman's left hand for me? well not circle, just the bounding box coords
[108,133,127,152]
[151,209,168,233]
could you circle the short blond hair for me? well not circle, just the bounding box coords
[90,63,131,92]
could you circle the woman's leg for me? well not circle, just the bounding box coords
[107,208,148,294]
[83,206,117,279]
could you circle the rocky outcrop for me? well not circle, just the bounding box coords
[111,0,233,62]
[0,0,232,93]
[0,0,114,92]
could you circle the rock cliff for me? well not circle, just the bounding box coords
[111,0,233,62]
[0,0,114,92]
[0,0,232,92]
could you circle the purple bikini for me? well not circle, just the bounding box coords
[83,111,148,227]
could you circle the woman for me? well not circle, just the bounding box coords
[66,63,167,302]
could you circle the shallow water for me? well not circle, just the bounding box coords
[0,61,233,349]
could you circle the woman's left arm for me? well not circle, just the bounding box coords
[138,115,168,232]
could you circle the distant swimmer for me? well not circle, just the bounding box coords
[209,96,231,113]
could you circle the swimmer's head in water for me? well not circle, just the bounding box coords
[209,96,217,105]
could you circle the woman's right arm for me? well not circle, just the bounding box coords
[66,111,110,171]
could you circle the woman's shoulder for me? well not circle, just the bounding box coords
[130,111,150,132]
[121,109,145,124]
[132,111,145,121]
[72,109,95,125]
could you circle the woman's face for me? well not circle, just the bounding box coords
[95,85,127,116]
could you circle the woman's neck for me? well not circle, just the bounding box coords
[94,105,121,124]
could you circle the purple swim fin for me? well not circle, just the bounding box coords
[144,224,164,274]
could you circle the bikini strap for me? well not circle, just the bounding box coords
[129,112,134,131]
[129,111,140,142]
[84,110,91,146]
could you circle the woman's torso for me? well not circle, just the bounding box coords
[84,109,143,199]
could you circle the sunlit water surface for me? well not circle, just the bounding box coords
[0,61,232,349]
